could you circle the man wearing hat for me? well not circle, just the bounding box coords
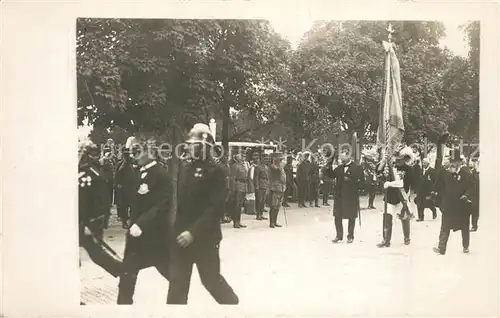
[309,154,321,208]
[117,141,172,304]
[254,152,270,220]
[114,147,140,229]
[376,145,417,248]
[361,155,378,210]
[431,149,474,255]
[324,149,365,243]
[415,158,437,221]
[167,123,239,304]
[268,152,287,228]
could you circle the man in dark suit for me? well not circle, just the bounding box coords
[309,154,321,207]
[415,158,437,221]
[167,124,239,305]
[268,152,287,228]
[283,155,294,207]
[297,152,311,208]
[117,142,172,304]
[324,149,365,244]
[432,149,474,255]
[469,160,480,232]
[362,156,378,209]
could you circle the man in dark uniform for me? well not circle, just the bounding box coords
[167,123,239,305]
[432,149,474,255]
[309,154,321,208]
[283,155,294,207]
[254,153,269,220]
[114,148,140,229]
[320,152,333,207]
[268,152,287,228]
[100,146,116,229]
[78,138,122,305]
[469,160,480,232]
[230,153,247,228]
[415,158,437,221]
[297,152,311,208]
[362,156,377,209]
[376,146,417,248]
[324,149,365,243]
[117,142,172,304]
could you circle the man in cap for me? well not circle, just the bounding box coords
[376,146,418,248]
[117,141,172,304]
[167,123,239,305]
[253,152,270,220]
[324,149,365,243]
[78,137,122,291]
[431,149,474,254]
[415,157,437,221]
[268,152,287,228]
[229,153,248,228]
[309,153,321,208]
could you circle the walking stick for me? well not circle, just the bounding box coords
[282,201,288,227]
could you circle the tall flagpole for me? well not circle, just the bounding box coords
[382,23,394,238]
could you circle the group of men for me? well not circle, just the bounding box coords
[79,124,239,305]
[319,144,480,255]
[222,150,288,229]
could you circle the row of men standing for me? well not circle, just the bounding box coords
[224,151,288,228]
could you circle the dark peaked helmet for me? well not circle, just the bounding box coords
[186,123,215,145]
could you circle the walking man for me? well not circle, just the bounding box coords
[324,149,365,244]
[432,149,474,255]
[117,142,172,304]
[167,123,239,305]
[115,148,140,229]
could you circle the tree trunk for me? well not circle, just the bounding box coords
[222,102,230,160]
[435,133,448,171]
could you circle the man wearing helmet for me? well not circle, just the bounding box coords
[78,137,122,300]
[167,123,239,305]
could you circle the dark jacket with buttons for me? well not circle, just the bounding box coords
[174,159,227,247]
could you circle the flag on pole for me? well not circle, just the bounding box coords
[377,41,405,160]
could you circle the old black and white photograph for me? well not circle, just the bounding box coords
[74,16,489,315]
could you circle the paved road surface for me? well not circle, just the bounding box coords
[80,196,498,316]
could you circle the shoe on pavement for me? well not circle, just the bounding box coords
[261,215,268,220]
[347,238,354,244]
[463,247,470,254]
[269,224,275,228]
[332,237,343,243]
[470,227,477,232]
[239,223,247,228]
[273,223,282,228]
[416,219,424,222]
[433,247,445,255]
[233,223,241,229]
[404,238,411,245]
[377,241,390,248]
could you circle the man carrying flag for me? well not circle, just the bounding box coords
[375,26,417,248]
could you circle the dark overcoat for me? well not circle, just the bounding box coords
[415,167,436,208]
[432,167,474,231]
[324,162,365,219]
[175,159,227,247]
[126,162,172,259]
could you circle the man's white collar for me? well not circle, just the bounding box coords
[140,161,157,172]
